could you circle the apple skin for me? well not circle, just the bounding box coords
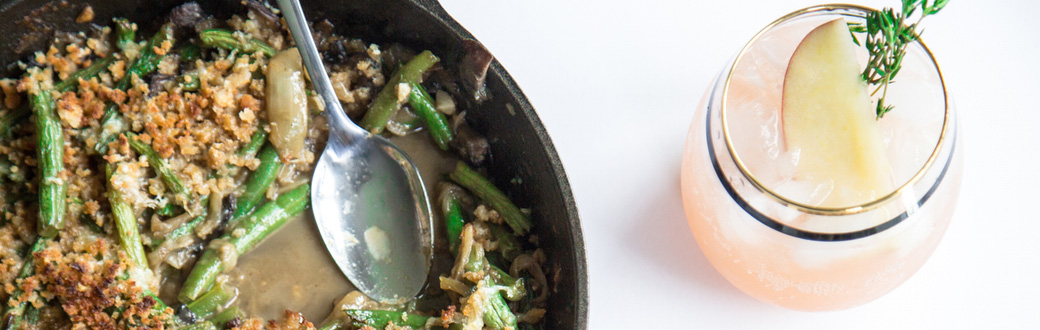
[780,18,894,208]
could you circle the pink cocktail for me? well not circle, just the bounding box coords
[681,4,962,311]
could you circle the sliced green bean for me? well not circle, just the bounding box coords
[30,85,65,238]
[126,133,191,206]
[126,23,175,82]
[55,56,116,93]
[231,144,282,221]
[490,265,525,301]
[179,44,201,63]
[97,23,175,153]
[3,55,116,143]
[1,237,48,330]
[209,306,243,329]
[156,202,177,217]
[465,240,487,274]
[185,285,236,320]
[439,184,467,256]
[483,292,517,330]
[237,126,269,159]
[106,163,147,268]
[178,184,310,303]
[408,82,453,150]
[489,223,520,261]
[0,106,29,140]
[360,50,439,133]
[449,162,530,235]
[113,17,137,53]
[199,29,275,57]
[223,125,268,178]
[149,214,205,248]
[344,310,431,329]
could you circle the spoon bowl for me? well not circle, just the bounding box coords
[277,0,434,304]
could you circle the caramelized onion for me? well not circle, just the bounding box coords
[510,253,549,303]
[266,48,309,162]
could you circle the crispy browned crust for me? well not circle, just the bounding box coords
[33,240,171,330]
[0,9,388,330]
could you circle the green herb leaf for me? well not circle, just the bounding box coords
[850,0,947,119]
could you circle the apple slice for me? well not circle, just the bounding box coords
[781,18,894,208]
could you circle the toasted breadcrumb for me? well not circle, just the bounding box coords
[0,11,412,330]
[76,5,94,23]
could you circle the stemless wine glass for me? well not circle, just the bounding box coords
[680,4,962,311]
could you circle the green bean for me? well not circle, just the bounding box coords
[231,144,282,221]
[490,265,525,301]
[81,213,105,234]
[343,310,431,329]
[223,125,268,178]
[55,56,117,93]
[185,285,236,320]
[237,126,269,159]
[1,302,36,330]
[360,50,439,133]
[30,85,65,238]
[0,106,29,140]
[127,23,175,82]
[439,184,467,256]
[1,237,48,330]
[178,184,310,303]
[106,163,148,268]
[179,44,201,63]
[199,29,275,57]
[209,306,243,329]
[408,82,453,150]
[97,23,175,153]
[2,55,116,143]
[156,202,177,217]
[449,162,530,235]
[94,104,122,153]
[177,248,221,303]
[2,55,114,142]
[126,133,191,206]
[149,213,205,248]
[489,223,520,261]
[482,292,517,330]
[465,240,487,274]
[113,17,137,53]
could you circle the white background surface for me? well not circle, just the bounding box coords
[441,0,1039,328]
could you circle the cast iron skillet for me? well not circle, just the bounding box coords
[0,0,588,328]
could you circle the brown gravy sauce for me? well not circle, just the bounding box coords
[227,132,459,321]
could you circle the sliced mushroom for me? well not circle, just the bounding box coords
[168,2,204,28]
[245,0,279,30]
[450,111,489,165]
[459,39,493,103]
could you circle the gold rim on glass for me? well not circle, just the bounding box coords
[720,4,950,216]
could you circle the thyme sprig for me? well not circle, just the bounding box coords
[848,0,948,119]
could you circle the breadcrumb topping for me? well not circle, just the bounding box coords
[0,8,444,330]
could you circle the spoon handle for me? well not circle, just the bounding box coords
[276,0,365,139]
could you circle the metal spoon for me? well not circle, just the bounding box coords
[277,0,433,304]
